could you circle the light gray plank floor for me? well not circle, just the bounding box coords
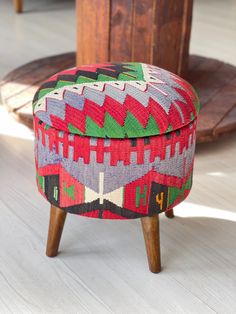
[0,0,236,313]
[0,0,75,78]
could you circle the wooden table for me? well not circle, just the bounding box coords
[1,0,236,143]
[76,0,192,77]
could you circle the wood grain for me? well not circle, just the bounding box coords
[187,57,222,85]
[1,55,75,102]
[46,205,67,257]
[13,0,23,13]
[141,215,161,273]
[214,105,236,136]
[0,53,75,112]
[177,0,193,77]
[110,0,133,62]
[2,53,75,85]
[131,0,153,63]
[188,55,206,72]
[192,63,236,107]
[76,0,110,65]
[195,76,236,142]
[76,0,193,73]
[152,0,193,76]
[165,208,174,219]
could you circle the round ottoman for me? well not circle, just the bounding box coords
[33,62,200,273]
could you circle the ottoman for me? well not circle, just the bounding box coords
[33,62,200,273]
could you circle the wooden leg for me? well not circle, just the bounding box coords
[46,205,67,257]
[13,0,23,13]
[165,208,174,219]
[141,215,161,273]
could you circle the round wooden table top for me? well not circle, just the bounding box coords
[1,52,236,143]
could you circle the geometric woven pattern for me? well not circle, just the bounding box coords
[33,62,199,219]
[33,63,200,138]
[35,117,197,219]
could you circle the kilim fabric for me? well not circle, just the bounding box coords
[33,63,200,138]
[33,62,199,219]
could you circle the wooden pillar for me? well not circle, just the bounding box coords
[76,0,110,65]
[76,0,193,76]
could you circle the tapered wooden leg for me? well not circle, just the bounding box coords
[46,205,67,257]
[141,215,161,273]
[165,208,174,219]
[13,0,23,13]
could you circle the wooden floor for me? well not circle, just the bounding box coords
[0,0,236,313]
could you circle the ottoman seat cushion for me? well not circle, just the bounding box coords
[33,63,200,219]
[33,63,199,138]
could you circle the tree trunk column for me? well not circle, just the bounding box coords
[76,0,193,76]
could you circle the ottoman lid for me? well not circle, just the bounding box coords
[33,62,200,138]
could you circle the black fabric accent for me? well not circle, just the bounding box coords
[102,200,146,219]
[56,74,78,82]
[175,129,181,136]
[148,182,168,215]
[60,199,147,219]
[33,63,137,103]
[63,199,101,214]
[144,137,150,145]
[44,175,60,207]
[75,70,99,80]
[130,138,137,147]
[165,132,171,139]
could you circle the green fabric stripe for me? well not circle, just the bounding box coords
[55,81,75,89]
[168,172,193,206]
[136,185,147,207]
[86,117,106,137]
[38,88,54,100]
[124,112,160,137]
[36,173,45,191]
[79,112,162,138]
[63,182,75,200]
[104,113,125,138]
[35,63,145,102]
[68,123,84,135]
[76,76,96,84]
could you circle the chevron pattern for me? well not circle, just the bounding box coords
[33,62,199,219]
[33,63,200,138]
[33,63,144,103]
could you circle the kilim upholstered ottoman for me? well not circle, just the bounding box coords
[33,63,200,273]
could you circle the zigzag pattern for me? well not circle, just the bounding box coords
[33,63,143,103]
[48,95,193,137]
[33,62,199,219]
[33,63,200,138]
